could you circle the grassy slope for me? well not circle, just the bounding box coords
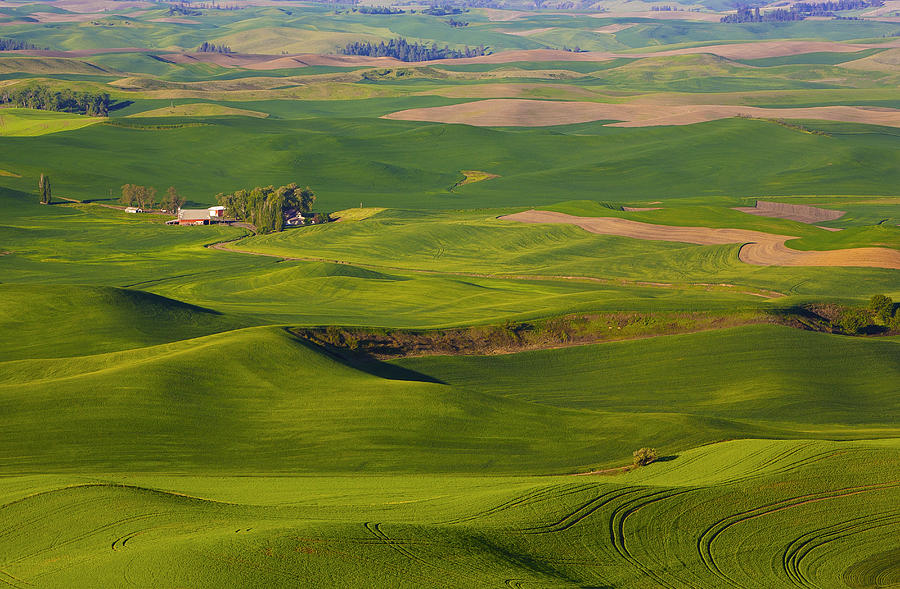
[2,318,898,474]
[0,108,104,136]
[0,438,896,588]
[1,116,900,209]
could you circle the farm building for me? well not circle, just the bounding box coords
[124,207,143,213]
[172,206,227,226]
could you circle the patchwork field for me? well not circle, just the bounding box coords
[0,0,898,586]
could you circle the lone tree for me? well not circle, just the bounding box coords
[161,186,185,214]
[633,447,658,468]
[38,173,51,204]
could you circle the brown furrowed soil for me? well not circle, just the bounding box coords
[383,99,900,128]
[733,200,846,224]
[500,210,900,270]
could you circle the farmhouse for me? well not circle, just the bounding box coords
[170,206,227,226]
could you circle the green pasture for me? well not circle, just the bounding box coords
[1,6,899,587]
[1,116,899,211]
[0,438,896,587]
[0,108,103,136]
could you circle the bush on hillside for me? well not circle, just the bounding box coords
[869,294,894,322]
[835,308,874,334]
[633,447,658,467]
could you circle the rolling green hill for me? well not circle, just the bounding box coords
[2,3,899,586]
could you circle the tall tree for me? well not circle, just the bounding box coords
[120,184,138,206]
[137,186,158,210]
[161,186,186,214]
[38,173,51,204]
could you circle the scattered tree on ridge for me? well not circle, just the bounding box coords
[38,173,51,205]
[633,447,658,467]
[161,186,186,214]
[217,183,316,234]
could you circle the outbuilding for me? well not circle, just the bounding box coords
[176,207,227,226]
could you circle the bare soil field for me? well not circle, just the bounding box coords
[502,27,556,37]
[422,83,604,99]
[841,48,900,71]
[500,210,900,270]
[733,200,845,224]
[383,98,900,128]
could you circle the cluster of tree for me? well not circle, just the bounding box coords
[422,5,465,15]
[447,18,469,26]
[38,174,52,205]
[341,38,488,62]
[119,185,186,213]
[1,85,111,116]
[356,6,405,14]
[722,7,802,22]
[834,295,900,334]
[216,183,315,234]
[722,0,879,22]
[168,4,202,16]
[0,38,39,51]
[197,41,233,53]
[562,45,587,52]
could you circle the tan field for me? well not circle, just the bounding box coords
[500,210,900,270]
[383,99,900,128]
[502,27,556,37]
[733,201,845,224]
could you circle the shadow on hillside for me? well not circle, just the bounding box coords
[288,332,445,384]
[108,100,134,113]
[656,455,679,463]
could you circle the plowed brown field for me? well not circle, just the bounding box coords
[500,210,900,269]
[383,99,900,128]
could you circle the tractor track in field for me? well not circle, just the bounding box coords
[608,488,699,589]
[0,569,30,588]
[782,511,900,588]
[696,481,900,588]
[206,237,786,299]
[445,482,597,525]
[525,487,638,534]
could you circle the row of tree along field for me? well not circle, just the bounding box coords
[340,38,488,61]
[1,85,112,116]
[721,0,878,22]
[120,184,185,213]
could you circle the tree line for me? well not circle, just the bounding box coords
[197,41,233,53]
[120,184,186,213]
[340,38,488,62]
[722,0,879,22]
[217,183,316,234]
[0,38,39,51]
[1,85,111,116]
[357,6,405,14]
